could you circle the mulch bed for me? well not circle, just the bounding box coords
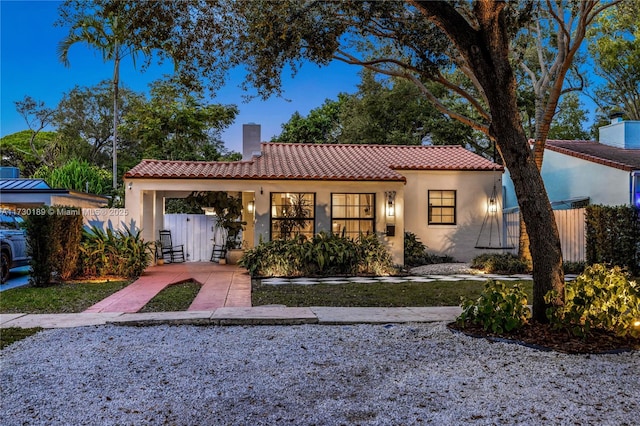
[448,322,640,354]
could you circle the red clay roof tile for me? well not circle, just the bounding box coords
[546,140,640,172]
[125,143,502,180]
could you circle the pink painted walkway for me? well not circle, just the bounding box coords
[84,262,252,313]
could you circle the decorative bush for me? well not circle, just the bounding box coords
[563,261,586,275]
[471,253,531,274]
[25,206,83,286]
[240,232,396,277]
[545,264,640,338]
[404,232,454,266]
[78,225,153,279]
[24,210,55,287]
[585,205,640,275]
[457,280,531,333]
[50,207,83,281]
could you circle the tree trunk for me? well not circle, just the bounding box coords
[112,52,120,189]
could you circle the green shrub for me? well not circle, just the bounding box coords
[404,232,454,266]
[457,280,531,333]
[240,232,396,277]
[585,205,640,275]
[78,225,153,279]
[50,207,83,281]
[24,206,84,286]
[356,233,396,275]
[471,253,531,274]
[24,210,55,287]
[404,232,429,266]
[545,264,640,338]
[563,261,586,275]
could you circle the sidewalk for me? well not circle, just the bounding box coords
[0,306,463,329]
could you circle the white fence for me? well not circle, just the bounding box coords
[504,208,586,262]
[81,210,225,262]
[162,214,226,262]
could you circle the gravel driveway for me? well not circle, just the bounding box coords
[1,323,638,425]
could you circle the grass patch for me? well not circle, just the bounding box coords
[1,327,43,350]
[0,280,131,314]
[139,281,202,313]
[252,280,534,307]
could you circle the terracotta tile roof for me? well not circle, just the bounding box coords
[545,140,640,172]
[125,143,502,181]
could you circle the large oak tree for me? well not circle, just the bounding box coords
[84,0,615,321]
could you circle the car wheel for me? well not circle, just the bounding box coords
[1,251,10,284]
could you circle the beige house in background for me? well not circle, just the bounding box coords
[124,125,504,265]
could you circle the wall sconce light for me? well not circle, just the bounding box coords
[127,182,132,190]
[385,191,396,217]
[247,200,255,214]
[488,197,497,214]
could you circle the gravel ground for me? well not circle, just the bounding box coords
[1,323,638,425]
[409,263,476,275]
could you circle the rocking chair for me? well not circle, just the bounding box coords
[158,230,185,263]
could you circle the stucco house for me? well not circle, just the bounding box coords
[503,118,640,211]
[124,124,504,265]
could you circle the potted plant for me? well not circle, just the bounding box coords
[186,191,246,264]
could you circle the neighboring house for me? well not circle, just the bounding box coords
[503,118,640,211]
[0,176,109,211]
[124,124,504,265]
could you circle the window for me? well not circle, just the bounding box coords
[271,193,315,239]
[428,190,456,225]
[331,193,375,238]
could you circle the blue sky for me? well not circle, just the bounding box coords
[0,0,362,154]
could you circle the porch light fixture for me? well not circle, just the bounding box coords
[385,191,396,217]
[488,196,497,214]
[247,199,255,214]
[127,182,132,190]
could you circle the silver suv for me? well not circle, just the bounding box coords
[1,211,30,284]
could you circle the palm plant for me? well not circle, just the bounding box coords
[57,9,150,188]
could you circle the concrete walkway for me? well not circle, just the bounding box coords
[0,306,463,329]
[83,263,251,313]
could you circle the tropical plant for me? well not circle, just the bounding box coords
[545,264,640,338]
[184,191,245,249]
[58,2,152,188]
[78,225,152,278]
[471,253,532,275]
[457,280,532,333]
[33,159,112,195]
[240,232,395,278]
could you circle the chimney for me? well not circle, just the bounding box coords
[242,123,262,160]
[599,113,640,150]
[609,111,624,124]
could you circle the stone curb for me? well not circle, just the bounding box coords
[0,306,462,329]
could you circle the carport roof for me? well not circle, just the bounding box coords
[125,143,502,181]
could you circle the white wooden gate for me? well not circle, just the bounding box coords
[163,214,225,262]
[503,208,586,262]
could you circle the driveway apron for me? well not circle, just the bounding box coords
[84,263,251,313]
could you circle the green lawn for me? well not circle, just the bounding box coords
[252,280,533,307]
[1,328,43,350]
[0,280,130,314]
[139,281,202,313]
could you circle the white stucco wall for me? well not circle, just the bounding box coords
[400,170,501,262]
[124,170,501,265]
[124,178,405,264]
[541,150,630,206]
